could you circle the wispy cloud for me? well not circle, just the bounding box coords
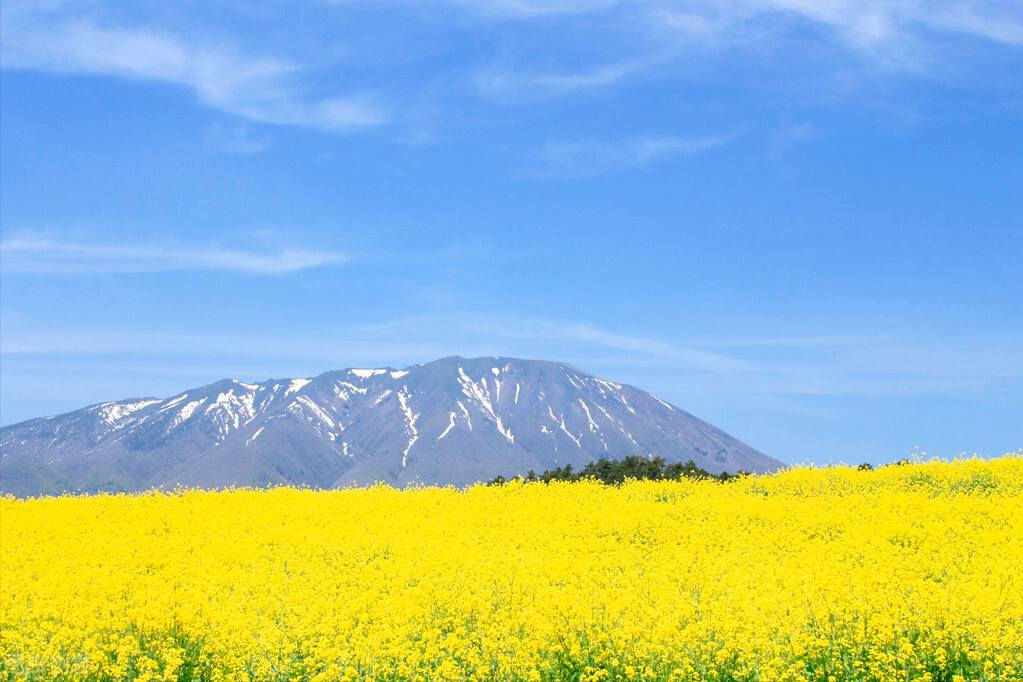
[354,313,752,373]
[0,313,749,379]
[5,313,1019,403]
[457,0,1023,51]
[470,0,1023,95]
[528,131,742,177]
[2,0,1020,142]
[930,3,1023,46]
[0,237,349,274]
[477,61,641,99]
[0,21,386,132]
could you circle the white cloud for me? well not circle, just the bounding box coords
[0,20,386,132]
[477,62,641,98]
[0,237,350,274]
[355,313,750,373]
[0,313,749,379]
[5,313,1019,402]
[529,131,742,177]
[456,0,1023,51]
[1,0,1019,140]
[467,0,1023,86]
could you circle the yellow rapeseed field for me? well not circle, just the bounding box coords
[2,457,1021,682]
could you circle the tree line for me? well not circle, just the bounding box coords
[486,455,748,486]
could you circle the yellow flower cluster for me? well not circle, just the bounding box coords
[2,456,1021,681]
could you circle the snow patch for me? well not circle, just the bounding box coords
[295,396,336,428]
[390,370,409,379]
[622,428,641,450]
[98,399,160,424]
[457,401,472,431]
[514,383,520,405]
[595,378,623,392]
[548,405,581,448]
[651,395,676,411]
[170,399,206,428]
[595,404,617,426]
[245,427,265,445]
[437,412,457,441]
[335,380,368,395]
[160,394,189,410]
[578,400,599,433]
[351,368,387,378]
[619,394,636,414]
[491,367,500,376]
[204,390,259,436]
[257,393,278,411]
[285,379,311,396]
[458,367,514,443]
[397,388,419,468]
[372,390,393,406]
[564,371,583,390]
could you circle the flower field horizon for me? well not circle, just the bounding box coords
[2,456,1021,681]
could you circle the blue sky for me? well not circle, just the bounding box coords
[1,0,1020,466]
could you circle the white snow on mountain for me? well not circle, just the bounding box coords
[1,356,780,498]
[351,369,388,378]
[458,366,513,443]
[96,399,161,424]
[397,388,419,467]
[285,379,311,396]
[438,412,457,441]
[170,399,206,428]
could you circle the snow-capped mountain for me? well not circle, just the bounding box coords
[0,356,782,496]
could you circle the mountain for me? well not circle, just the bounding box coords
[0,356,782,497]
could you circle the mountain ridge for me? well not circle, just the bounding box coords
[0,356,783,497]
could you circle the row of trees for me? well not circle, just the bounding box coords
[486,455,747,486]
[487,456,917,486]
[858,459,911,470]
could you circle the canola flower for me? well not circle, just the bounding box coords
[1,456,1021,682]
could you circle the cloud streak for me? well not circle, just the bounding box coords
[470,0,1023,104]
[2,0,1020,141]
[4,313,1019,404]
[0,237,349,274]
[457,0,1023,50]
[477,61,643,99]
[352,313,755,373]
[529,131,743,177]
[0,20,386,132]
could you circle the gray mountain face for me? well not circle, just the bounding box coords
[0,356,783,497]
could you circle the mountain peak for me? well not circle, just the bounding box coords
[0,356,783,497]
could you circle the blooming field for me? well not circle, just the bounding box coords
[2,458,1021,682]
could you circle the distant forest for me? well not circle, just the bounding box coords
[486,456,747,486]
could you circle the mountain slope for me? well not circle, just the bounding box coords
[0,356,783,496]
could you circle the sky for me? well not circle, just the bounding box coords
[1,0,1021,467]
